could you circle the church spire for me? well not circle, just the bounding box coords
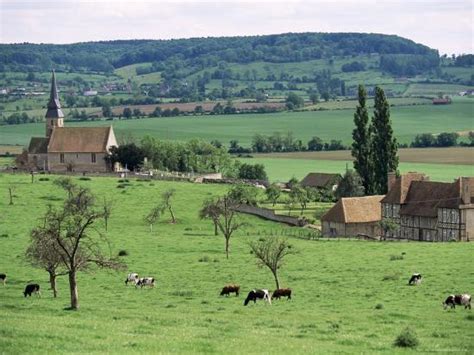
[45,70,64,119]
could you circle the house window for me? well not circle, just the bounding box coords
[60,153,65,164]
[91,153,96,163]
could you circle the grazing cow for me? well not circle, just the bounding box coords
[0,273,6,285]
[408,273,422,286]
[272,288,292,300]
[136,277,155,288]
[244,289,271,306]
[125,273,139,285]
[220,284,240,297]
[443,294,471,310]
[24,284,41,297]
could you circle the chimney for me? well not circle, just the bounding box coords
[387,172,397,192]
[460,177,472,205]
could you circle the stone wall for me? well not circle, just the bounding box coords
[233,204,306,226]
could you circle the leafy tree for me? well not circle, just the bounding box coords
[370,87,398,194]
[102,103,112,118]
[307,136,324,151]
[199,198,220,236]
[411,133,436,147]
[265,183,281,206]
[107,143,145,171]
[238,163,268,181]
[351,85,374,194]
[122,107,132,119]
[228,184,259,206]
[436,132,458,147]
[335,170,365,199]
[289,185,311,214]
[30,185,124,309]
[285,92,304,109]
[249,237,295,289]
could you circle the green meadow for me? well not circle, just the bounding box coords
[1,174,473,353]
[239,158,474,183]
[1,100,473,147]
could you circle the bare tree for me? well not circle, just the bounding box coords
[26,208,68,298]
[144,205,161,233]
[8,185,15,205]
[30,185,125,309]
[200,196,244,259]
[161,188,176,223]
[53,177,76,198]
[103,197,113,232]
[199,198,220,236]
[249,237,295,289]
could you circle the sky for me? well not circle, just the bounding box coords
[0,0,472,54]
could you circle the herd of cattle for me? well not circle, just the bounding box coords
[0,271,471,309]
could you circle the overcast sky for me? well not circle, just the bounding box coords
[0,0,472,54]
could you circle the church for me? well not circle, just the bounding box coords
[28,72,118,172]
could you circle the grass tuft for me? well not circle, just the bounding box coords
[394,327,419,348]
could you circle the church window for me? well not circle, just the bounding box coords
[91,153,96,163]
[60,153,64,163]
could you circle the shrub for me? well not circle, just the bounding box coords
[117,184,126,189]
[78,177,91,181]
[198,256,210,262]
[118,179,129,183]
[375,303,384,309]
[38,177,50,181]
[390,254,404,261]
[394,327,419,348]
[118,250,128,257]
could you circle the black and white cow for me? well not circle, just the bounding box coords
[136,277,155,288]
[244,289,271,306]
[0,273,6,285]
[24,284,41,297]
[408,273,422,286]
[443,294,471,310]
[125,273,139,285]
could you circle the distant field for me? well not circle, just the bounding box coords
[254,147,474,165]
[1,100,472,146]
[239,157,474,182]
[404,83,474,96]
[303,97,431,111]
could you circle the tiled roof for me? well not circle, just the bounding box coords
[28,137,49,154]
[300,173,341,188]
[321,195,384,223]
[48,127,112,153]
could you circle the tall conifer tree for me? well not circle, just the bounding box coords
[370,86,399,194]
[351,85,373,194]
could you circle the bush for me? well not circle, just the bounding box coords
[78,177,91,181]
[198,256,210,262]
[117,184,127,189]
[118,250,128,257]
[394,327,419,348]
[38,177,50,181]
[118,179,129,183]
[375,303,384,310]
[390,254,404,261]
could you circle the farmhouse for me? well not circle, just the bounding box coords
[321,195,385,238]
[381,172,474,241]
[300,172,342,191]
[27,72,117,172]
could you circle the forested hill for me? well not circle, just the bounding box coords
[0,32,439,76]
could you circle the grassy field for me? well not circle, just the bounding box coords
[0,174,473,353]
[1,99,472,147]
[253,147,474,165]
[240,157,474,182]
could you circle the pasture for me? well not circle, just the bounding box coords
[0,174,473,353]
[1,100,472,146]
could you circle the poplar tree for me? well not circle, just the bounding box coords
[351,85,373,194]
[370,86,399,194]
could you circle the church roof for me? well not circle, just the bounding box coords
[28,137,49,154]
[48,127,113,153]
[300,172,342,188]
[45,71,64,119]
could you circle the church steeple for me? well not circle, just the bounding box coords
[45,70,64,137]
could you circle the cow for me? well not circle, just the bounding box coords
[220,284,240,297]
[136,277,155,288]
[0,273,6,285]
[272,288,292,300]
[244,289,271,306]
[24,284,41,297]
[125,273,139,285]
[408,273,422,286]
[443,294,471,310]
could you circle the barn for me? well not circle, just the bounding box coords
[321,195,385,238]
[300,172,342,191]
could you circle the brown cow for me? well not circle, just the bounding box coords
[272,288,292,300]
[220,284,240,296]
